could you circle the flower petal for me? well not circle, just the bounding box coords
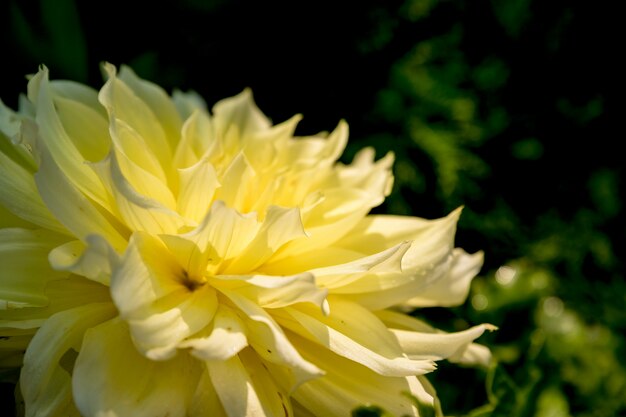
[27,68,111,210]
[73,318,199,417]
[34,147,127,251]
[289,332,421,417]
[216,272,329,314]
[20,303,115,417]
[206,348,294,417]
[94,150,184,235]
[403,248,484,308]
[0,277,111,330]
[53,96,110,163]
[279,297,435,377]
[206,354,268,417]
[180,305,248,361]
[0,228,68,309]
[0,135,65,233]
[225,205,307,274]
[48,235,119,285]
[189,368,227,417]
[111,232,218,360]
[390,324,496,361]
[221,289,323,389]
[214,152,256,212]
[212,88,271,140]
[172,89,207,120]
[118,65,183,152]
[164,201,259,276]
[99,63,173,175]
[177,158,220,222]
[336,207,463,272]
[376,309,495,367]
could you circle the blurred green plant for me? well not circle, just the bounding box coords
[10,0,87,82]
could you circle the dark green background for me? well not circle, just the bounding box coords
[1,1,623,416]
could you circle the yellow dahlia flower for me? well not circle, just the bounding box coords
[0,64,494,417]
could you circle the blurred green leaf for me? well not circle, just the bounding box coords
[10,0,87,81]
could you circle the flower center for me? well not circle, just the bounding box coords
[179,269,206,292]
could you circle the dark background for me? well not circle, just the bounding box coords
[1,0,623,416]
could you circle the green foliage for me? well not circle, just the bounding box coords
[10,0,87,82]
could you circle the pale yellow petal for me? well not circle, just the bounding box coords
[214,152,255,212]
[118,64,183,151]
[290,332,420,417]
[173,109,216,169]
[177,158,220,222]
[0,228,69,309]
[336,207,463,269]
[216,272,328,313]
[376,309,494,368]
[212,88,271,140]
[107,115,168,183]
[0,277,111,330]
[259,246,363,276]
[94,151,184,235]
[53,96,110,162]
[180,305,248,361]
[161,201,259,280]
[239,348,294,417]
[48,235,119,285]
[206,354,268,417]
[225,205,307,274]
[73,318,199,417]
[99,63,173,175]
[403,248,484,307]
[280,298,435,377]
[0,142,66,234]
[27,68,111,209]
[390,324,496,361]
[448,342,492,367]
[34,148,127,250]
[172,89,207,120]
[310,241,410,289]
[284,120,348,171]
[20,303,116,417]
[221,289,323,388]
[111,232,218,360]
[49,80,105,117]
[243,115,301,174]
[277,188,379,259]
[0,202,34,229]
[189,368,227,417]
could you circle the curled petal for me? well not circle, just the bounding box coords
[216,272,329,314]
[48,235,119,286]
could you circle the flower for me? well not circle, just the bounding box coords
[0,63,494,417]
